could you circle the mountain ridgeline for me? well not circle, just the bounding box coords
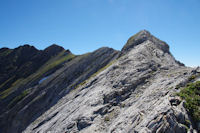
[0,30,199,133]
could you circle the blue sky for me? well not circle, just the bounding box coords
[0,0,199,66]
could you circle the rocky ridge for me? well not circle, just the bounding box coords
[0,30,199,133]
[0,46,119,133]
[0,44,65,90]
[0,44,72,115]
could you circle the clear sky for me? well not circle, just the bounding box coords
[0,0,199,67]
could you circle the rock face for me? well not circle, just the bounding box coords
[0,44,65,92]
[0,30,199,133]
[0,46,119,133]
[0,44,72,116]
[122,30,169,54]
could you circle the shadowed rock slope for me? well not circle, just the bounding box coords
[0,44,64,92]
[1,30,200,133]
[0,44,73,114]
[0,45,119,133]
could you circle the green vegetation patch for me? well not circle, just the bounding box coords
[124,31,140,48]
[177,81,200,121]
[31,51,75,80]
[104,116,110,122]
[0,49,12,57]
[188,75,197,81]
[25,51,75,84]
[104,110,116,122]
[0,87,13,99]
[8,89,30,108]
[74,59,116,89]
[41,52,75,74]
[0,78,23,99]
[91,60,116,78]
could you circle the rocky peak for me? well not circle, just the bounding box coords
[121,30,169,54]
[0,47,10,52]
[0,44,68,100]
[44,44,65,56]
[0,31,198,133]
[19,31,197,133]
[16,44,38,52]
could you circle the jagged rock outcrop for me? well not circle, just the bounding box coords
[44,44,66,56]
[0,46,119,133]
[22,30,199,133]
[0,44,71,115]
[0,44,65,92]
[0,30,199,133]
[121,30,169,54]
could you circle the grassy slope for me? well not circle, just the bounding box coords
[178,81,200,122]
[0,50,75,100]
[74,59,116,89]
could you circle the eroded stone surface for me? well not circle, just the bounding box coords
[22,33,198,133]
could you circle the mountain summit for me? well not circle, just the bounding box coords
[122,30,169,54]
[0,30,199,133]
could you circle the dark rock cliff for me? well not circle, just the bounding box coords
[0,44,64,92]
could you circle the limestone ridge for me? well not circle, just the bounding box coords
[122,30,184,66]
[0,30,199,133]
[22,31,198,132]
[122,30,169,54]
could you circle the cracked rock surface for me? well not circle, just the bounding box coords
[23,31,198,133]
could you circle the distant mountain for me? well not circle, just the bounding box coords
[0,30,199,133]
[0,44,73,115]
[0,44,65,91]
